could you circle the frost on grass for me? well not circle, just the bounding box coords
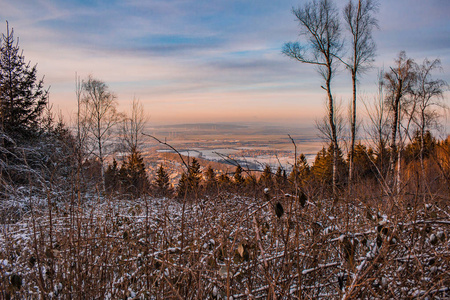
[0,195,449,299]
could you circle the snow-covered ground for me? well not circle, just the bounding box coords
[1,194,449,299]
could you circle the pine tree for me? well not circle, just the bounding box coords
[188,158,202,194]
[312,147,332,183]
[0,22,48,136]
[177,158,202,198]
[351,143,375,180]
[176,172,189,198]
[244,174,258,191]
[204,165,217,193]
[154,164,172,197]
[119,147,149,196]
[404,130,435,163]
[217,172,231,190]
[259,164,273,188]
[105,158,120,193]
[289,154,311,189]
[312,145,347,186]
[275,166,288,189]
[233,165,245,188]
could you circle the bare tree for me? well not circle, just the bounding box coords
[342,0,379,186]
[384,52,416,193]
[411,58,448,181]
[121,98,148,154]
[317,98,346,150]
[362,70,390,194]
[81,75,122,190]
[283,0,343,196]
[75,74,86,167]
[364,71,389,162]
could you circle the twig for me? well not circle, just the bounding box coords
[142,133,189,171]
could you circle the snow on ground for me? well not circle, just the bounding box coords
[1,194,449,299]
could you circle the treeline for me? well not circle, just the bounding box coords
[98,130,450,204]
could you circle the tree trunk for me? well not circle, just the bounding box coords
[97,117,105,192]
[420,111,426,199]
[326,65,338,198]
[349,70,357,188]
[389,80,402,193]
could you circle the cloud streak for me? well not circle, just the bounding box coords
[1,0,449,125]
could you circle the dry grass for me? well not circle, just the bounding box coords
[1,188,449,299]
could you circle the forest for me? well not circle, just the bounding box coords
[1,0,449,299]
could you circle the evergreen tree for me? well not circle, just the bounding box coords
[105,158,120,193]
[404,130,436,163]
[351,143,375,180]
[176,172,189,198]
[176,158,202,198]
[154,164,172,197]
[217,172,231,190]
[233,165,245,188]
[204,165,217,193]
[0,22,48,136]
[119,147,149,196]
[312,145,347,186]
[312,147,332,183]
[187,158,202,194]
[374,142,390,179]
[259,164,273,188]
[275,166,287,190]
[244,174,258,192]
[289,154,311,189]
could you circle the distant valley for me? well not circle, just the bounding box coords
[137,123,325,181]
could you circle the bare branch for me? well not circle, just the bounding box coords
[142,132,189,171]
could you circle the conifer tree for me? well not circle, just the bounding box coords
[275,166,287,190]
[233,165,245,188]
[154,164,172,197]
[204,165,217,193]
[177,158,202,198]
[404,130,435,164]
[188,158,202,193]
[289,154,311,189]
[176,172,189,198]
[312,145,347,186]
[312,147,332,183]
[0,22,48,136]
[105,158,120,193]
[351,143,375,179]
[217,172,231,190]
[119,147,149,196]
[244,174,258,192]
[259,164,273,188]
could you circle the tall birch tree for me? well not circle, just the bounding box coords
[283,0,343,196]
[342,0,378,186]
[81,75,122,190]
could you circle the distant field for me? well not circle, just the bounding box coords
[143,122,325,169]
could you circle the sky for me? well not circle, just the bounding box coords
[1,0,449,126]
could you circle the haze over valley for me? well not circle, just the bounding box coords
[138,122,322,182]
